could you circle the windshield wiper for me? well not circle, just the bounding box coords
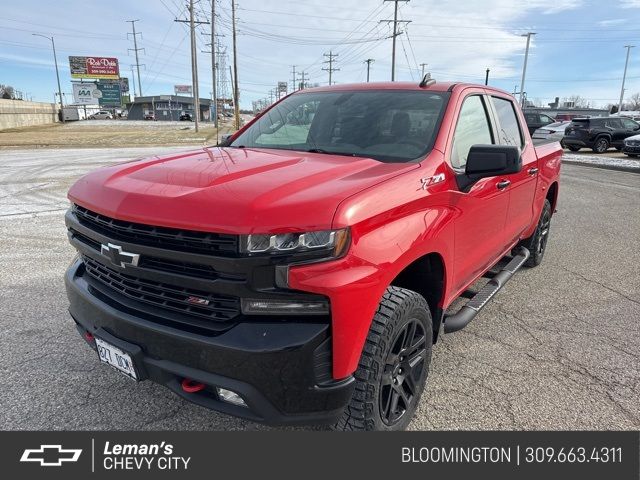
[307,148,358,157]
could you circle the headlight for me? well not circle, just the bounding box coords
[241,228,350,257]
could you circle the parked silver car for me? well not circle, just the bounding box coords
[88,111,113,120]
[623,134,640,157]
[532,121,571,146]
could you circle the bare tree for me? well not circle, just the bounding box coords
[626,92,640,111]
[562,95,590,108]
[0,84,16,99]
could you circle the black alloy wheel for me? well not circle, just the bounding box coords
[379,318,428,426]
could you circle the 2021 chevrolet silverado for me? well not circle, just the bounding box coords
[65,80,562,431]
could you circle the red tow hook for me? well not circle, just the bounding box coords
[84,331,95,343]
[181,378,206,393]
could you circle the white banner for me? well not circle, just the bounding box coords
[72,83,101,105]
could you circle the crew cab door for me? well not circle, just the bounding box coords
[447,92,510,293]
[489,95,537,244]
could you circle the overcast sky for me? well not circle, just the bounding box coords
[1,0,639,109]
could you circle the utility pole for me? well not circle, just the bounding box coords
[618,45,635,115]
[126,20,145,97]
[231,0,240,131]
[485,68,490,85]
[519,32,536,106]
[32,34,64,123]
[210,0,218,129]
[130,65,137,97]
[175,2,209,133]
[291,65,297,91]
[322,51,340,85]
[364,59,374,82]
[420,63,427,77]
[381,0,410,81]
[297,71,308,90]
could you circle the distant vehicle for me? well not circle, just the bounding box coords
[144,113,156,121]
[563,117,640,153]
[89,111,113,120]
[224,111,233,118]
[524,111,555,135]
[622,134,640,157]
[532,121,571,146]
[179,112,193,121]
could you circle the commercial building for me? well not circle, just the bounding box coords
[126,95,212,121]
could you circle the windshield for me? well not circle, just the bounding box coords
[230,90,449,162]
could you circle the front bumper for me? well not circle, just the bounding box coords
[623,144,640,154]
[65,260,354,425]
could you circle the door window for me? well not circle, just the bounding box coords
[492,97,524,147]
[451,96,494,170]
[621,118,639,130]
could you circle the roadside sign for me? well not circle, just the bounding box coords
[72,82,100,105]
[174,85,192,95]
[69,56,120,79]
[96,82,122,107]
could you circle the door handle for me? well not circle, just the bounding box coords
[496,180,511,190]
[528,167,539,175]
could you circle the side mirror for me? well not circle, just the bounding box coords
[456,145,522,192]
[218,133,233,147]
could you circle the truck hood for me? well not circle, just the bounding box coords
[68,146,418,233]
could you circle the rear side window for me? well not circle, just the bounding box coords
[451,95,493,170]
[525,113,539,124]
[492,97,524,147]
[606,119,623,128]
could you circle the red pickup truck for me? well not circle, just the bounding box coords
[65,80,561,431]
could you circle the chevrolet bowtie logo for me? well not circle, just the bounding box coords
[20,445,82,467]
[101,242,140,268]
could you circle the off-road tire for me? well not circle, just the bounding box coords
[520,199,552,267]
[333,286,433,431]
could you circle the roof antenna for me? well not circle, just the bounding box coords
[419,72,436,88]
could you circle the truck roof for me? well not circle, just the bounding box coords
[302,81,512,96]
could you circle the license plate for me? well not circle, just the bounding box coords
[95,337,138,380]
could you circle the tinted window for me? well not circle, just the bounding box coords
[622,119,639,130]
[606,119,623,128]
[492,97,523,147]
[524,113,539,124]
[231,90,448,162]
[451,95,493,170]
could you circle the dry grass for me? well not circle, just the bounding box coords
[0,119,237,149]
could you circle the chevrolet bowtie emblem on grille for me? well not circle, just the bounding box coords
[20,445,82,467]
[101,243,140,268]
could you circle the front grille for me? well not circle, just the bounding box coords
[73,205,238,256]
[83,256,240,322]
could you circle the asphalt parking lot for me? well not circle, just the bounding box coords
[0,147,638,430]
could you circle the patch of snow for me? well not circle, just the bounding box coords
[563,153,640,170]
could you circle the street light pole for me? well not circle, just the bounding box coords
[33,33,64,123]
[618,45,635,115]
[519,32,536,107]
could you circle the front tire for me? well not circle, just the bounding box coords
[521,199,552,267]
[334,287,433,431]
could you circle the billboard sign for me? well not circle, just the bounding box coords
[278,81,288,94]
[119,77,129,94]
[69,56,120,79]
[96,82,122,107]
[72,82,100,105]
[174,85,193,95]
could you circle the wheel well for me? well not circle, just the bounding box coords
[390,253,445,343]
[546,181,558,214]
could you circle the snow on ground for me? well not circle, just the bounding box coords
[562,153,640,171]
